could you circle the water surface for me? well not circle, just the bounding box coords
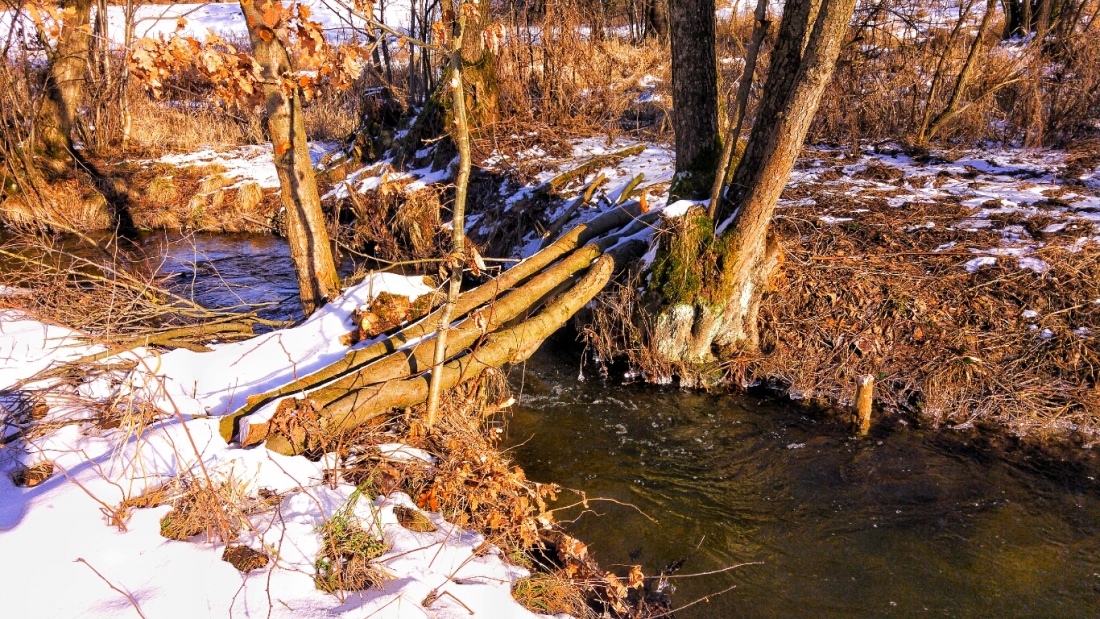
[504,347,1100,618]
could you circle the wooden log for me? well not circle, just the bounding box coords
[263,253,617,455]
[219,200,648,441]
[854,374,874,436]
[614,173,645,205]
[538,145,645,197]
[235,243,604,446]
[539,173,608,249]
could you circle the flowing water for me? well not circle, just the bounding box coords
[8,232,1099,617]
[504,348,1100,618]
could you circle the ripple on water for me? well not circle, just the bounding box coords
[505,346,1100,619]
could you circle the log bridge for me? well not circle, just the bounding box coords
[220,197,656,455]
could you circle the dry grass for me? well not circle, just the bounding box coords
[495,3,670,138]
[121,91,265,157]
[584,161,1100,441]
[513,572,594,617]
[313,484,390,593]
[0,234,276,346]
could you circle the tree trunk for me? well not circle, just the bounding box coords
[916,0,975,144]
[37,0,92,163]
[240,0,340,317]
[645,0,670,40]
[425,4,472,429]
[709,0,768,215]
[669,0,721,200]
[459,0,498,129]
[652,0,857,364]
[921,0,997,144]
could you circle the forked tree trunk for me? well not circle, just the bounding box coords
[919,0,996,144]
[669,0,721,200]
[653,0,857,363]
[240,0,340,316]
[37,0,92,164]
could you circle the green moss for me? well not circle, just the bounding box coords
[649,207,741,309]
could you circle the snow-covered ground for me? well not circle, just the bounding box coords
[780,144,1100,272]
[155,141,343,190]
[330,135,1100,270]
[0,273,558,619]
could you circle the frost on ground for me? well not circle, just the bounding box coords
[778,144,1100,272]
[0,273,558,619]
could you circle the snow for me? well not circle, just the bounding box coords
[376,443,437,464]
[963,256,998,272]
[663,200,702,218]
[155,142,343,190]
[0,272,555,619]
[775,145,1100,274]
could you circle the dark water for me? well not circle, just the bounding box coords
[13,232,1099,617]
[503,348,1100,618]
[142,232,310,323]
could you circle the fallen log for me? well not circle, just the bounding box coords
[234,243,605,445]
[219,200,649,441]
[262,253,616,455]
[537,145,645,197]
[538,173,608,248]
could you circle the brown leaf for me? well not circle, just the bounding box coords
[262,3,284,28]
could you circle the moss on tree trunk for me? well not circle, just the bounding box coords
[649,0,857,365]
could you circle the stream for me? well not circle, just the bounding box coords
[11,232,1100,618]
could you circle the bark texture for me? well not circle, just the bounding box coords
[240,0,340,317]
[656,0,857,363]
[38,0,92,163]
[709,0,768,215]
[669,0,721,200]
[645,0,670,40]
[426,6,473,428]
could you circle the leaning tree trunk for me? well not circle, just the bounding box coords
[240,0,340,316]
[668,0,721,200]
[651,0,858,364]
[919,0,996,144]
[37,0,92,165]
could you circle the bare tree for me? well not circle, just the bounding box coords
[917,0,997,144]
[669,0,721,199]
[652,0,858,362]
[239,0,340,317]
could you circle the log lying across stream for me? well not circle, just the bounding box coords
[221,201,657,455]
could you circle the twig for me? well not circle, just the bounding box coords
[74,558,149,619]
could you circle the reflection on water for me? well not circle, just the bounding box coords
[504,347,1100,618]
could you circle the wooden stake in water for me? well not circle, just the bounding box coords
[854,375,874,436]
